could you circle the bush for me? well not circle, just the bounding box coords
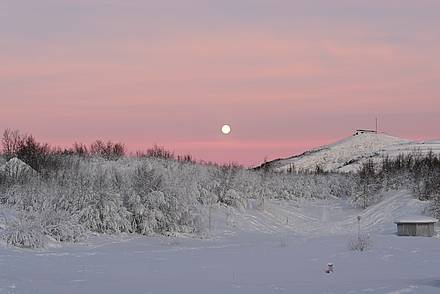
[126,191,166,235]
[79,191,131,234]
[40,210,86,243]
[223,189,245,210]
[3,214,45,248]
[348,233,373,252]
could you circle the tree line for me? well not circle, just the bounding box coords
[1,128,439,248]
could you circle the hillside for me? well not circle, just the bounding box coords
[259,131,440,173]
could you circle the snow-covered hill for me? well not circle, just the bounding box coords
[259,131,440,173]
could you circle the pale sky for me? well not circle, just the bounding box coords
[1,0,439,166]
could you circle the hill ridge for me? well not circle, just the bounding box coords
[257,131,440,173]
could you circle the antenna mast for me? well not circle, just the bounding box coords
[375,117,378,133]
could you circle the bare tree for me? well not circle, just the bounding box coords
[90,140,125,160]
[1,129,23,159]
[144,145,174,159]
[73,142,89,157]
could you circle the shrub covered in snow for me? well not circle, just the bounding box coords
[348,233,373,252]
[79,191,131,234]
[40,210,86,243]
[3,213,45,248]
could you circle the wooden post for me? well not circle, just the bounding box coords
[208,203,212,234]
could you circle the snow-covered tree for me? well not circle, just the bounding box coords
[352,160,381,208]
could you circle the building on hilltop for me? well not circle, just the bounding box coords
[354,129,377,136]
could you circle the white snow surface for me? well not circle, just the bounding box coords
[265,132,440,173]
[2,190,440,294]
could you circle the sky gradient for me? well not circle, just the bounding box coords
[1,0,440,166]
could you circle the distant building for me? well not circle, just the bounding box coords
[394,216,438,237]
[354,129,376,136]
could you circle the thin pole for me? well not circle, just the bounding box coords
[208,203,212,234]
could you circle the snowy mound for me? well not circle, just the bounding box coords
[260,131,440,173]
[0,157,36,177]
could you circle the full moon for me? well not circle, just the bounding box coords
[221,124,231,135]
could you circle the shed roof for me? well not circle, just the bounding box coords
[394,216,438,224]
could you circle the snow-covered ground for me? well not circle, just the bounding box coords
[263,132,440,173]
[1,191,439,294]
[232,191,427,236]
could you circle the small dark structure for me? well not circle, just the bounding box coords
[354,129,376,136]
[325,263,334,274]
[394,216,438,237]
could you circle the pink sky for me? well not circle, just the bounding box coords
[1,1,440,166]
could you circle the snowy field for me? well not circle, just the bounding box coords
[1,191,440,294]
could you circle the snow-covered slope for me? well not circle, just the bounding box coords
[230,190,428,236]
[260,131,440,173]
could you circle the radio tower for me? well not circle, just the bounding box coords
[375,117,378,134]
